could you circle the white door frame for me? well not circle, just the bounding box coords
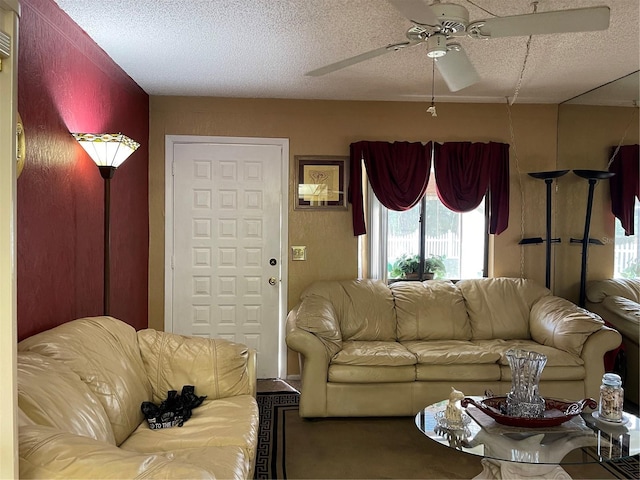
[0,1,20,478]
[164,135,289,379]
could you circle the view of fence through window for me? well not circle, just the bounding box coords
[614,201,640,278]
[387,194,486,280]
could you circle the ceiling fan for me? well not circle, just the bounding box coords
[306,0,610,92]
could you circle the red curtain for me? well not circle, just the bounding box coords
[349,140,509,236]
[609,144,640,235]
[434,142,510,234]
[349,141,431,235]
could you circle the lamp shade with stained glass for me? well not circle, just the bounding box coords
[72,133,140,169]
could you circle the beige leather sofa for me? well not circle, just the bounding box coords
[586,278,640,407]
[286,278,621,418]
[17,316,259,479]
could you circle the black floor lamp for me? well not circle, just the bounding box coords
[72,133,140,315]
[571,169,615,307]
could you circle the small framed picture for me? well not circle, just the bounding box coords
[294,155,349,210]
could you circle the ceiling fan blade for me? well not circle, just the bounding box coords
[468,6,610,39]
[305,41,415,77]
[387,0,439,26]
[435,47,480,92]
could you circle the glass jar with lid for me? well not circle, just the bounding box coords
[598,373,624,422]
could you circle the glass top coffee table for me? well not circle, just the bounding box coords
[415,398,639,479]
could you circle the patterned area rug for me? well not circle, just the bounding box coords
[254,392,638,480]
[254,392,299,479]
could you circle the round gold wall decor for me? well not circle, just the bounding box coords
[16,112,25,178]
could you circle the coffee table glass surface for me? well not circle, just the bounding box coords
[415,398,639,479]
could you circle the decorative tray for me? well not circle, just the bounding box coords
[461,396,597,428]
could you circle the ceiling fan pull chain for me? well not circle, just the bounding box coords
[509,2,538,106]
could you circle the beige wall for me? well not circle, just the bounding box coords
[149,96,636,375]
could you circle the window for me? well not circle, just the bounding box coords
[367,181,488,282]
[614,199,639,278]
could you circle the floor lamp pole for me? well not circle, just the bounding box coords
[519,170,568,290]
[99,166,116,316]
[571,170,614,308]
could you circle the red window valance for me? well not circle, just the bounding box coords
[609,144,639,235]
[349,140,510,236]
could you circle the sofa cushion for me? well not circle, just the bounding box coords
[328,365,417,383]
[402,340,500,364]
[472,339,586,382]
[415,364,500,382]
[18,316,152,446]
[473,339,585,367]
[405,340,501,382]
[19,424,218,479]
[331,340,417,366]
[529,297,604,356]
[137,330,251,403]
[391,281,472,341]
[586,278,640,303]
[457,278,550,340]
[156,446,253,480]
[301,280,396,341]
[120,395,259,460]
[17,352,116,445]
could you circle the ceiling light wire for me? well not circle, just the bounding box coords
[505,98,526,278]
[509,2,538,106]
[464,0,498,17]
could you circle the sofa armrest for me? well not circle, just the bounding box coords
[530,296,606,356]
[20,425,213,479]
[598,296,640,343]
[285,307,333,417]
[137,330,253,403]
[580,326,623,400]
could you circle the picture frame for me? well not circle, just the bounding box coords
[294,155,349,210]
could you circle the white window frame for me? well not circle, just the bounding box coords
[366,184,489,282]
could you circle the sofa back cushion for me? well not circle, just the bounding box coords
[586,278,640,304]
[18,316,152,445]
[301,280,396,341]
[391,281,472,341]
[137,329,251,403]
[457,278,550,340]
[17,352,116,445]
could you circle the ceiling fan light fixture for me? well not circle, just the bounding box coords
[426,34,447,58]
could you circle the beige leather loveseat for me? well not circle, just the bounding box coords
[586,278,640,406]
[17,316,258,479]
[286,278,621,418]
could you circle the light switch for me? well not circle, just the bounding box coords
[291,246,306,261]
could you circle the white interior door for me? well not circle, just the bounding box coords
[165,136,288,379]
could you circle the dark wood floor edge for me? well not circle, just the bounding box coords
[257,391,301,396]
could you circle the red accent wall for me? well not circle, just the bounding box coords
[17,0,149,340]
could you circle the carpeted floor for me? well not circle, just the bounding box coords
[254,392,638,480]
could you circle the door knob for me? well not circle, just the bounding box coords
[268,277,277,286]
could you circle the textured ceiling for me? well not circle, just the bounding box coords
[53,0,640,105]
